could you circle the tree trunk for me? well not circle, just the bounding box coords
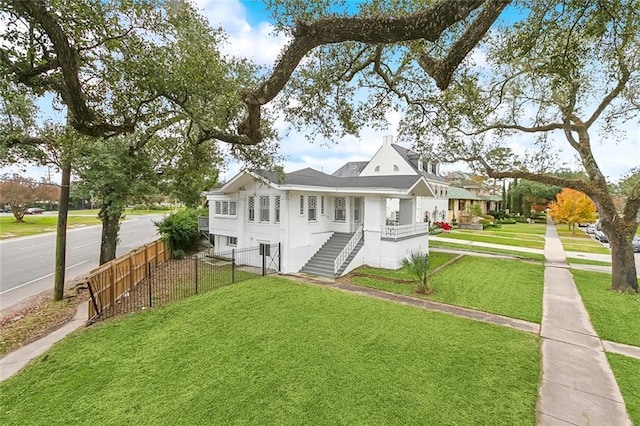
[53,160,71,301]
[603,223,638,293]
[99,207,121,265]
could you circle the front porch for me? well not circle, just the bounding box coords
[381,222,430,240]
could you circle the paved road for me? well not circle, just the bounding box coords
[0,214,166,313]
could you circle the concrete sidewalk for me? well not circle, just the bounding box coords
[0,302,88,382]
[537,218,631,425]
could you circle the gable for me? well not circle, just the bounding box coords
[359,143,417,176]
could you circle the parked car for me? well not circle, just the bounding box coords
[594,230,608,243]
[633,236,640,253]
[586,224,596,235]
[25,207,44,215]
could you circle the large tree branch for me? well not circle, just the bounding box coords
[461,122,569,136]
[11,0,134,137]
[584,60,630,129]
[418,0,509,89]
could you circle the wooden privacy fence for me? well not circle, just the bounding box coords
[86,239,170,322]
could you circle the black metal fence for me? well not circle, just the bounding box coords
[87,243,281,323]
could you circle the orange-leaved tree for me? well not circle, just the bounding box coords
[549,188,597,235]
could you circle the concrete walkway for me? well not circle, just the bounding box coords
[537,218,631,425]
[0,302,88,382]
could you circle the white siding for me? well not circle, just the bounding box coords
[359,144,417,176]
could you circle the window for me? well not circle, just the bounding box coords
[227,236,237,246]
[308,196,317,221]
[353,197,361,221]
[215,201,236,216]
[393,165,399,172]
[320,196,325,215]
[259,196,270,222]
[458,200,465,210]
[248,196,255,222]
[299,195,304,215]
[275,196,280,223]
[259,243,270,256]
[334,197,346,221]
[374,165,380,172]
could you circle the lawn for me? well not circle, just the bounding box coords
[0,215,101,239]
[572,270,640,346]
[566,257,611,267]
[355,252,459,280]
[607,353,640,424]
[436,231,545,250]
[351,256,544,323]
[0,278,540,425]
[559,237,611,254]
[429,240,545,262]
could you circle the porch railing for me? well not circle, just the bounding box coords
[382,222,429,240]
[198,216,209,232]
[334,224,364,275]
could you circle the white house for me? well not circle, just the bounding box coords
[205,136,443,278]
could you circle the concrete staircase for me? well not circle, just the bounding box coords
[300,232,363,278]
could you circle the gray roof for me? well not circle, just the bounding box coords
[258,168,424,190]
[332,161,369,177]
[391,144,447,183]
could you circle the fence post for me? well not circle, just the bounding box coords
[147,262,152,308]
[231,249,235,283]
[278,242,281,273]
[109,261,116,309]
[262,247,266,276]
[194,255,199,295]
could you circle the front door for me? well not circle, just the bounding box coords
[352,197,363,232]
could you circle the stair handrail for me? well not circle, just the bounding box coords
[334,224,364,275]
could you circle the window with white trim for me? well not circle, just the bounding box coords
[275,196,281,223]
[374,165,380,172]
[320,196,325,215]
[334,197,346,222]
[259,196,270,222]
[248,196,255,222]
[353,197,361,222]
[227,236,237,246]
[308,196,317,221]
[215,201,236,217]
[393,165,399,171]
[299,195,304,215]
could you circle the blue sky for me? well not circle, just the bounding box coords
[4,0,638,184]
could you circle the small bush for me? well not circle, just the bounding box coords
[496,218,517,224]
[173,248,186,259]
[154,208,202,251]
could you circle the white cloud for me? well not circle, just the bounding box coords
[192,0,288,66]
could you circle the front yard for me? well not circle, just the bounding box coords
[0,278,540,425]
[348,254,544,323]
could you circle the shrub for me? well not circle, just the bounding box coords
[496,218,517,224]
[154,208,202,251]
[481,214,495,222]
[401,251,430,294]
[172,248,186,259]
[488,210,506,219]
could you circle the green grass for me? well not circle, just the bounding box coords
[436,232,545,249]
[572,270,640,346]
[607,353,640,424]
[0,215,101,239]
[429,240,546,262]
[566,257,611,267]
[472,223,547,235]
[0,278,540,425]
[352,256,544,323]
[355,252,459,280]
[559,237,611,254]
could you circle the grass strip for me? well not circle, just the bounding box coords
[0,277,539,425]
[572,270,640,346]
[435,232,545,249]
[607,353,640,424]
[566,257,611,267]
[0,216,101,239]
[429,240,545,262]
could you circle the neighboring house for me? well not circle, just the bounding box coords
[205,136,440,278]
[446,186,482,222]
